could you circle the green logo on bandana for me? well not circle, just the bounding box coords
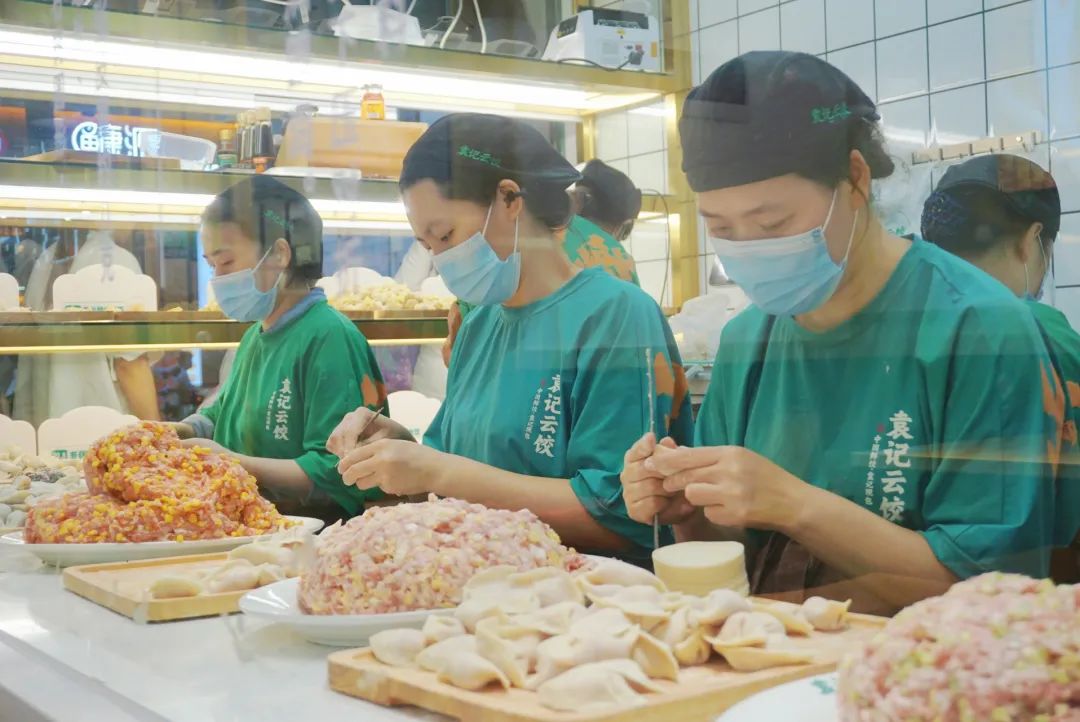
[458,145,502,168]
[811,103,853,125]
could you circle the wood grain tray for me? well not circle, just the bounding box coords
[63,553,252,622]
[328,610,885,722]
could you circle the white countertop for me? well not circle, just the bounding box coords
[0,555,447,722]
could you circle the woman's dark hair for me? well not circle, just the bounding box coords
[797,117,896,189]
[578,159,643,230]
[400,113,583,231]
[923,186,1044,258]
[201,175,323,285]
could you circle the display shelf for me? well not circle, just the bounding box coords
[0,312,448,354]
[0,0,677,120]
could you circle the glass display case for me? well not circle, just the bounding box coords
[0,0,696,422]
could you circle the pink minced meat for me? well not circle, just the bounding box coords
[298,495,585,615]
[839,572,1080,722]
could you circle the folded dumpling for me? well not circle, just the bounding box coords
[476,624,529,688]
[476,617,544,674]
[632,631,680,681]
[529,625,639,689]
[537,660,661,713]
[578,559,667,592]
[436,652,511,691]
[752,601,814,636]
[570,607,636,637]
[584,584,677,631]
[422,614,467,644]
[370,628,427,668]
[508,601,588,636]
[713,637,814,672]
[416,634,478,673]
[509,567,585,607]
[708,611,785,648]
[653,606,711,667]
[687,589,752,627]
[801,596,851,631]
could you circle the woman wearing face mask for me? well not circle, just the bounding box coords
[621,51,1068,613]
[329,113,692,563]
[175,175,388,521]
[921,154,1080,580]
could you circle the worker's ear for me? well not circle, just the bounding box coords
[497,179,525,221]
[1018,222,1044,264]
[271,237,292,270]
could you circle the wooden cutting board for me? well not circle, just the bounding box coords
[63,553,252,622]
[327,610,885,722]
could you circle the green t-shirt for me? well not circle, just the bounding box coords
[562,216,640,286]
[1027,299,1080,547]
[202,298,388,517]
[697,239,1064,580]
[424,268,693,562]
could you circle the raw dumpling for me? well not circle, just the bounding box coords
[228,536,312,576]
[688,589,752,626]
[536,660,660,713]
[653,606,712,667]
[709,611,785,648]
[370,628,427,668]
[455,568,541,632]
[422,614,467,644]
[529,625,639,689]
[436,651,510,691]
[713,637,814,672]
[476,617,544,674]
[510,567,585,607]
[255,563,286,586]
[673,629,712,667]
[584,584,676,631]
[462,566,518,599]
[509,601,587,636]
[801,596,851,631]
[752,601,814,636]
[632,631,680,681]
[416,634,478,673]
[578,559,667,592]
[571,607,636,637]
[203,560,261,593]
[149,575,203,599]
[476,624,529,688]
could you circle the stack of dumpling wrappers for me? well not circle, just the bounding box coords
[369,558,852,714]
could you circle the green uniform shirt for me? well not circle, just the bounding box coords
[425,268,693,561]
[201,297,388,517]
[1027,299,1080,547]
[698,239,1063,580]
[562,216,640,286]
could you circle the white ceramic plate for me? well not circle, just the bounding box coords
[0,516,324,567]
[717,672,839,722]
[239,577,448,647]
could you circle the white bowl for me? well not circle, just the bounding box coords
[717,672,839,722]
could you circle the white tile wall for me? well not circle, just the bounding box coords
[1052,139,1080,214]
[738,7,780,53]
[987,71,1049,137]
[879,95,931,147]
[636,259,672,306]
[1058,287,1080,329]
[698,19,739,80]
[984,0,1047,79]
[927,0,983,25]
[627,106,666,155]
[928,16,984,91]
[739,0,779,16]
[931,85,987,143]
[875,0,926,37]
[698,0,738,28]
[1049,63,1080,141]
[877,30,929,101]
[826,0,875,49]
[595,112,629,162]
[828,42,877,101]
[628,151,668,196]
[780,0,826,56]
[1047,0,1080,66]
[627,222,670,262]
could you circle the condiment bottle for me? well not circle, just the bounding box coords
[361,84,386,120]
[251,107,275,173]
[216,127,237,169]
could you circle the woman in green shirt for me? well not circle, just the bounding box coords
[331,113,692,564]
[174,176,388,521]
[621,51,1067,613]
[921,153,1080,581]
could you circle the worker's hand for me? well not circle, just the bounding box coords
[337,439,442,496]
[442,302,463,368]
[326,407,413,459]
[181,438,230,455]
[650,446,810,532]
[620,433,697,526]
[168,422,195,440]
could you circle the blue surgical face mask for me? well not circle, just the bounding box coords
[1024,232,1051,303]
[709,190,858,316]
[210,244,283,322]
[432,203,521,306]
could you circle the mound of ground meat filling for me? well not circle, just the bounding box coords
[839,573,1080,722]
[24,422,291,543]
[298,495,585,615]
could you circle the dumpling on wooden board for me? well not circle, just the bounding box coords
[255,563,287,587]
[149,575,203,599]
[687,589,752,627]
[507,601,587,636]
[584,583,679,631]
[422,614,467,644]
[416,634,478,673]
[649,606,712,667]
[454,592,540,633]
[508,567,584,607]
[713,636,814,672]
[570,607,635,637]
[752,601,814,636]
[203,560,261,594]
[707,611,786,648]
[632,631,680,681]
[370,628,427,668]
[528,625,639,689]
[436,652,510,691]
[476,624,529,688]
[227,535,312,576]
[577,559,667,592]
[536,660,661,714]
[475,617,544,674]
[801,596,851,631]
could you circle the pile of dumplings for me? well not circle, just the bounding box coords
[148,536,312,599]
[369,558,853,713]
